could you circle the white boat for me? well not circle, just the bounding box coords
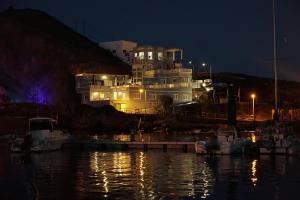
[10,118,69,152]
[195,126,246,155]
[259,134,295,155]
[256,124,298,155]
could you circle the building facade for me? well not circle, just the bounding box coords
[75,41,203,113]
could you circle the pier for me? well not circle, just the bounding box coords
[66,140,196,152]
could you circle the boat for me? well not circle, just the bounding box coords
[257,125,300,155]
[10,118,69,152]
[195,126,249,155]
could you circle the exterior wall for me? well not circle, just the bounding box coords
[75,43,201,114]
[75,73,131,106]
[132,46,166,85]
[143,68,193,104]
[99,40,137,64]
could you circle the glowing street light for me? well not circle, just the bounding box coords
[139,88,147,114]
[202,62,212,80]
[251,93,256,122]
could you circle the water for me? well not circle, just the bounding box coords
[1,147,300,200]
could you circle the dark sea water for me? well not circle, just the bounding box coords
[1,146,300,200]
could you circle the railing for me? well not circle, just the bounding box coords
[144,68,192,77]
[90,85,112,92]
[146,82,192,89]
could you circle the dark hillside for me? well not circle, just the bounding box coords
[0,8,131,110]
[195,72,300,106]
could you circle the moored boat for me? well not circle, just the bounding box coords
[10,117,69,152]
[195,126,250,155]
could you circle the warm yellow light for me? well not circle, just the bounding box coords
[251,94,256,99]
[202,83,207,87]
[92,92,99,96]
[139,89,144,93]
[251,159,258,186]
[101,75,108,80]
[120,103,126,111]
[251,133,256,143]
[76,73,83,76]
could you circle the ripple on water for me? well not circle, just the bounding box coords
[2,151,300,200]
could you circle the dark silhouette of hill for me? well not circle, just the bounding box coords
[194,72,300,106]
[0,7,131,110]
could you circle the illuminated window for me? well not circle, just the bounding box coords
[138,52,144,60]
[90,92,105,101]
[148,52,153,60]
[120,104,127,111]
[134,52,138,58]
[158,52,163,61]
[113,92,117,100]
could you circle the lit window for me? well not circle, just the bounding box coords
[90,92,103,101]
[138,52,144,60]
[120,104,126,111]
[158,52,163,61]
[134,52,138,58]
[148,52,153,60]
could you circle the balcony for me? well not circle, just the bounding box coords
[146,82,192,89]
[144,68,192,78]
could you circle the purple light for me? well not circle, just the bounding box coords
[26,78,53,105]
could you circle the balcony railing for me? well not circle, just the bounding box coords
[144,68,192,77]
[146,82,192,89]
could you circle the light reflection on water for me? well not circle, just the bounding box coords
[2,150,300,200]
[87,151,214,199]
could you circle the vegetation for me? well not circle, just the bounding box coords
[157,95,174,116]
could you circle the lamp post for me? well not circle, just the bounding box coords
[202,62,215,103]
[202,62,212,80]
[139,88,146,114]
[251,94,256,122]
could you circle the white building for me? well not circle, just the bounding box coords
[75,41,203,113]
[99,40,137,65]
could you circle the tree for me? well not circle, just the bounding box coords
[158,95,173,116]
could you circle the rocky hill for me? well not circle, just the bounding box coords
[0,7,131,110]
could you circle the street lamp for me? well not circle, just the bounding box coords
[202,62,212,80]
[251,93,256,122]
[139,88,146,114]
[188,60,195,72]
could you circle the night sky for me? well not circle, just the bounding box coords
[1,0,300,81]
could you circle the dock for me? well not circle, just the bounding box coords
[65,140,196,152]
